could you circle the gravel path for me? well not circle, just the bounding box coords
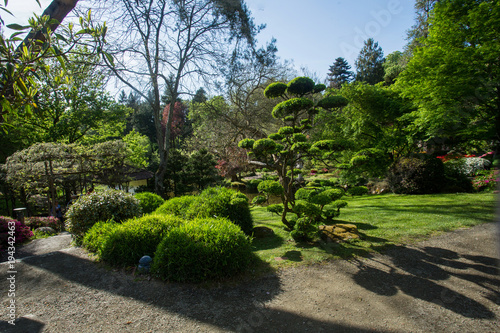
[1,223,499,332]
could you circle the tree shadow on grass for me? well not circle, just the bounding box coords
[282,250,303,262]
[251,233,285,251]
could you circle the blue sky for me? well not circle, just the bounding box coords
[4,0,416,81]
[245,0,416,79]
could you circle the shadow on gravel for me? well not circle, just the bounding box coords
[2,251,390,333]
[352,245,500,319]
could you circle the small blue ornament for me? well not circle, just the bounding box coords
[138,255,153,273]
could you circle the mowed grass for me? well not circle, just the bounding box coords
[250,192,498,270]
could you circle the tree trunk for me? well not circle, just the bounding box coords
[21,0,79,49]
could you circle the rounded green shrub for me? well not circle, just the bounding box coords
[387,156,445,194]
[244,179,262,192]
[266,204,283,216]
[238,138,255,149]
[252,195,267,205]
[286,77,315,96]
[257,180,284,197]
[195,187,253,234]
[252,138,278,155]
[151,217,253,282]
[98,214,184,267]
[268,133,284,141]
[82,220,119,253]
[443,163,474,193]
[134,192,165,214]
[264,82,287,98]
[347,186,369,196]
[313,84,327,93]
[155,187,254,235]
[65,189,142,242]
[154,195,197,218]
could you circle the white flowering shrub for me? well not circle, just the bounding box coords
[65,189,142,242]
[445,157,491,176]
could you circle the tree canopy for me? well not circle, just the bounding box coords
[396,0,500,152]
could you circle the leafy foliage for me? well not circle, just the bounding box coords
[0,6,109,128]
[151,217,252,282]
[396,0,500,152]
[347,186,369,196]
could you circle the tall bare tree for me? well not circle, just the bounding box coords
[89,0,258,195]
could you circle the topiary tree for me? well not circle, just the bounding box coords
[239,77,348,230]
[290,187,347,241]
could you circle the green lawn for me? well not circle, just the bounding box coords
[250,192,498,271]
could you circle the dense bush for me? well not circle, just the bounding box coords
[91,214,184,267]
[347,186,369,196]
[65,189,142,242]
[387,156,445,194]
[134,192,165,214]
[446,157,491,177]
[151,217,253,282]
[81,220,119,253]
[443,163,474,193]
[0,216,33,251]
[25,216,63,231]
[155,195,197,218]
[155,187,253,235]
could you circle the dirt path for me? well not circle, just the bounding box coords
[1,223,499,333]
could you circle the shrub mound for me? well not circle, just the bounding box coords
[81,220,118,253]
[0,216,33,251]
[65,189,142,242]
[151,217,252,282]
[347,186,369,196]
[134,192,165,214]
[387,156,445,194]
[155,187,253,234]
[83,214,184,267]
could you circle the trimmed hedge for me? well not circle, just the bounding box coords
[154,195,197,218]
[81,220,118,253]
[154,187,253,235]
[151,217,253,282]
[83,214,184,267]
[134,192,165,214]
